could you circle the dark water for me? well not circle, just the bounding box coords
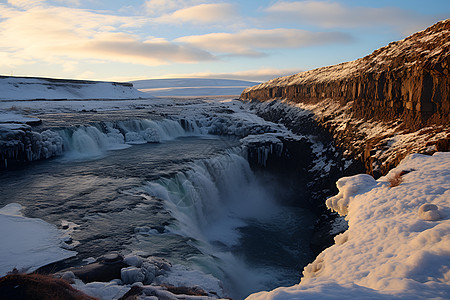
[0,135,316,298]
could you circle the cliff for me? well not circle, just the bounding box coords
[241,19,449,176]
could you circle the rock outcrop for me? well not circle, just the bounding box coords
[241,19,449,176]
[241,19,449,130]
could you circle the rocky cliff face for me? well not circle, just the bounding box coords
[242,19,449,129]
[241,19,449,176]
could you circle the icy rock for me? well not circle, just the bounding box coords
[125,132,144,144]
[147,257,172,273]
[60,271,76,283]
[134,226,159,235]
[124,255,143,268]
[143,128,160,143]
[141,262,157,280]
[106,131,125,145]
[101,253,123,264]
[74,280,130,300]
[418,203,441,221]
[158,264,224,298]
[110,279,123,285]
[142,285,178,300]
[121,266,145,284]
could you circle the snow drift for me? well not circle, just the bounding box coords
[248,152,449,299]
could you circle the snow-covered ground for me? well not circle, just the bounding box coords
[132,78,260,97]
[0,203,76,276]
[0,76,148,100]
[249,152,450,299]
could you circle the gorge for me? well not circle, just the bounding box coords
[0,19,449,300]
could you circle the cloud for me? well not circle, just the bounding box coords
[176,28,352,56]
[144,0,197,16]
[265,1,433,34]
[53,0,81,6]
[0,4,216,69]
[7,0,46,9]
[155,3,238,25]
[61,37,216,65]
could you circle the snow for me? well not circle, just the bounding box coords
[0,112,41,124]
[244,19,449,93]
[1,74,449,298]
[418,203,441,221]
[73,280,130,300]
[158,264,224,296]
[0,203,76,276]
[0,76,148,100]
[132,78,260,97]
[71,258,224,300]
[250,98,449,175]
[247,152,450,299]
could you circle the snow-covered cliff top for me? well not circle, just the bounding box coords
[132,78,260,97]
[0,76,149,100]
[244,19,449,91]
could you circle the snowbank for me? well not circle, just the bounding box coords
[0,203,76,276]
[248,152,450,299]
[0,76,148,100]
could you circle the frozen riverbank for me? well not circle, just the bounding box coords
[248,152,449,299]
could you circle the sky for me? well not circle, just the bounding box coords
[0,0,449,82]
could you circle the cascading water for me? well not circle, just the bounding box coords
[140,148,315,298]
[56,119,195,159]
[0,99,320,299]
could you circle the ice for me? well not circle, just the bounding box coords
[240,133,285,167]
[0,203,76,276]
[123,255,143,268]
[159,264,224,297]
[6,118,192,162]
[73,280,130,300]
[0,112,41,124]
[247,152,450,299]
[121,266,145,284]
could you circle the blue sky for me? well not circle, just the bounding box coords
[0,0,448,82]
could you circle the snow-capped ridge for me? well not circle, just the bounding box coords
[132,78,260,97]
[0,75,149,100]
[243,19,449,90]
[241,19,450,131]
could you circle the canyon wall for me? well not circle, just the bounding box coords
[241,19,449,131]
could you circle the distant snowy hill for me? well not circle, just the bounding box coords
[132,78,260,97]
[0,76,148,100]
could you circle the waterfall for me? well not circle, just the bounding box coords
[140,148,300,298]
[56,119,193,159]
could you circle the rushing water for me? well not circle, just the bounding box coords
[0,103,317,299]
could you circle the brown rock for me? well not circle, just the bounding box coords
[0,273,97,300]
[241,19,450,131]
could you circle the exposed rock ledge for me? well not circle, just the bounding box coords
[241,19,449,176]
